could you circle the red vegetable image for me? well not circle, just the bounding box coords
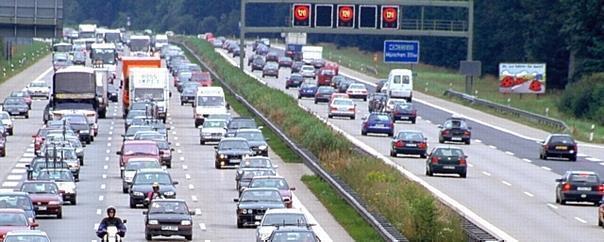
[514,77,528,85]
[529,80,542,92]
[500,76,515,88]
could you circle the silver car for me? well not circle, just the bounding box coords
[25,80,50,99]
[199,119,227,145]
[300,65,315,78]
[328,98,356,119]
[0,112,14,135]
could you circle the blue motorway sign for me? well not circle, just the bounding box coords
[383,40,420,64]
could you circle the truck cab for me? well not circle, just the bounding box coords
[128,67,170,122]
[385,69,413,102]
[194,87,229,127]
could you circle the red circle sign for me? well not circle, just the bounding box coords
[294,5,310,21]
[383,7,398,23]
[339,6,353,22]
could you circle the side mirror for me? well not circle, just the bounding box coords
[173,181,179,185]
[226,104,231,110]
[189,210,196,216]
[233,198,239,202]
[290,187,296,191]
[273,165,279,169]
[116,151,122,155]
[555,178,563,183]
[122,219,127,224]
[437,125,443,129]
[31,222,39,228]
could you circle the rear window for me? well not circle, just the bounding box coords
[434,148,464,157]
[397,132,424,141]
[550,136,574,144]
[370,114,391,121]
[569,174,599,183]
[444,119,468,129]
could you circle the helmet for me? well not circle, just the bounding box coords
[152,182,160,189]
[106,206,116,215]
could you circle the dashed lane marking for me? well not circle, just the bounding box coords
[6,175,22,181]
[2,182,19,187]
[522,158,532,163]
[177,149,182,154]
[574,217,587,224]
[505,151,514,156]
[15,163,27,168]
[501,180,512,186]
[105,157,109,161]
[180,157,185,161]
[191,195,198,202]
[101,184,106,190]
[474,139,482,143]
[109,131,113,135]
[547,203,558,210]
[26,148,34,152]
[23,153,34,158]
[11,169,26,174]
[107,143,111,147]
[195,208,202,216]
[587,157,603,162]
[102,174,107,179]
[482,171,491,176]
[106,149,110,154]
[174,137,179,140]
[96,209,101,215]
[578,153,588,157]
[185,174,191,180]
[523,192,534,197]
[541,166,552,171]
[108,137,112,141]
[176,143,181,147]
[103,165,108,170]
[488,145,497,149]
[467,163,474,168]
[98,195,104,201]
[199,223,206,231]
[189,184,194,190]
[18,158,30,162]
[182,165,188,171]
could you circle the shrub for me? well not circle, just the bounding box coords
[559,72,604,124]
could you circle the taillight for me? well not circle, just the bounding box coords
[418,142,427,149]
[442,130,449,136]
[389,122,394,128]
[411,110,417,116]
[459,157,467,165]
[562,183,571,191]
[598,185,604,192]
[395,140,405,147]
[431,157,439,164]
[464,131,471,136]
[330,107,337,111]
[348,107,355,111]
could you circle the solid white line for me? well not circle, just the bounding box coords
[199,223,206,231]
[11,169,26,174]
[488,145,497,149]
[547,203,558,210]
[577,153,588,157]
[505,151,514,156]
[522,158,532,163]
[204,240,210,242]
[574,217,587,224]
[482,171,492,176]
[541,166,552,171]
[523,192,534,197]
[587,157,603,162]
[501,180,512,186]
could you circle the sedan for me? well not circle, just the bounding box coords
[300,65,315,78]
[285,74,305,89]
[0,209,39,238]
[262,62,279,78]
[237,169,277,193]
[425,147,468,178]
[199,119,227,145]
[25,81,50,99]
[236,157,277,184]
[314,86,336,104]
[234,129,269,156]
[298,81,318,99]
[391,102,417,124]
[0,112,14,135]
[328,98,356,119]
[107,84,119,102]
[361,113,394,137]
[266,52,279,62]
[390,130,428,158]
[368,93,388,113]
[180,87,197,106]
[20,181,63,218]
[2,97,29,118]
[249,176,295,208]
[346,83,368,101]
[34,168,77,205]
[214,138,254,169]
[9,91,32,108]
[540,134,577,161]
[143,199,194,240]
[278,56,293,68]
[234,188,286,228]
[291,61,304,73]
[129,168,178,208]
[0,192,36,222]
[121,158,162,193]
[255,209,308,242]
[438,117,472,145]
[555,171,603,205]
[5,230,50,242]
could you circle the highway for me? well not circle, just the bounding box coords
[0,53,352,241]
[214,44,604,241]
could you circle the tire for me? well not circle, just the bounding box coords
[599,218,603,227]
[298,95,301,99]
[215,161,221,169]
[390,150,396,157]
[351,116,355,120]
[426,167,433,176]
[438,136,444,144]
[465,139,471,145]
[460,171,467,178]
[363,97,367,101]
[314,100,317,104]
[285,85,289,90]
[539,153,544,160]
[57,208,62,219]
[166,162,171,169]
[200,140,205,145]
[0,151,5,157]
[560,198,566,205]
[122,186,128,193]
[327,114,332,119]
[86,139,91,145]
[411,118,416,124]
[542,152,548,160]
[555,194,560,204]
[145,232,152,240]
[129,198,136,208]
[388,132,394,137]
[420,153,427,159]
[237,219,243,228]
[25,114,29,119]
[80,158,84,166]
[361,130,367,136]
[181,101,184,106]
[8,129,12,136]
[185,235,192,241]
[570,155,577,161]
[70,196,76,205]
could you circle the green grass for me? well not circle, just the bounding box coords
[302,175,383,242]
[320,43,604,143]
[180,43,302,163]
[0,41,50,85]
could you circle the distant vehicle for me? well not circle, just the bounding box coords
[199,119,227,145]
[361,112,394,137]
[390,102,417,124]
[0,192,36,222]
[0,132,5,157]
[425,147,468,178]
[25,80,50,99]
[237,169,277,193]
[262,62,279,78]
[328,98,356,120]
[34,168,77,204]
[249,176,295,208]
[314,86,336,104]
[20,181,63,218]
[52,42,72,53]
[129,168,178,208]
[255,208,307,241]
[438,116,472,145]
[278,56,293,69]
[0,112,14,135]
[226,117,259,137]
[298,81,318,99]
[52,52,71,71]
[266,52,279,63]
[116,140,160,175]
[368,93,387,113]
[121,157,161,193]
[194,87,228,128]
[539,134,577,161]
[72,51,87,65]
[385,69,413,102]
[300,65,315,78]
[555,171,603,205]
[234,129,269,157]
[2,97,29,118]
[285,74,304,89]
[345,83,368,101]
[291,61,304,73]
[390,130,428,158]
[9,91,32,108]
[235,157,277,184]
[384,98,407,113]
[251,57,266,72]
[233,188,285,228]
[317,68,336,86]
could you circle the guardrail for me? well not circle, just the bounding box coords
[176,40,409,242]
[444,89,569,132]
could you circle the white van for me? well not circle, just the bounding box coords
[194,87,229,127]
[385,69,413,102]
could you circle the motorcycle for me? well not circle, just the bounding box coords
[100,219,127,242]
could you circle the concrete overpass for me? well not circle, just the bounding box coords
[0,0,63,38]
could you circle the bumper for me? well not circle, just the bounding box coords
[146,224,192,237]
[442,135,470,143]
[216,157,244,166]
[238,214,264,226]
[200,134,223,143]
[329,110,355,117]
[429,164,466,175]
[348,94,367,99]
[34,205,61,215]
[286,81,302,87]
[561,191,603,203]
[161,156,172,165]
[181,96,195,103]
[299,92,316,97]
[364,127,393,134]
[392,147,427,155]
[79,133,92,142]
[546,150,576,158]
[392,114,416,121]
[314,97,329,102]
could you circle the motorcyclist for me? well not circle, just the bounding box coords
[145,182,164,204]
[96,206,127,240]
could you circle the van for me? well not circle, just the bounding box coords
[385,69,413,102]
[194,87,229,127]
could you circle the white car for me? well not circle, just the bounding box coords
[385,98,408,113]
[0,111,14,135]
[345,83,368,101]
[300,65,316,78]
[199,119,227,145]
[25,80,50,99]
[328,98,356,119]
[121,157,162,193]
[255,208,309,242]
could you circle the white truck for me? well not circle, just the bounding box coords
[78,24,97,50]
[129,35,151,56]
[128,68,170,122]
[382,69,414,102]
[154,34,169,51]
[302,46,323,65]
[194,87,228,127]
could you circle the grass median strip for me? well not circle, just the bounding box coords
[0,41,50,85]
[182,37,466,242]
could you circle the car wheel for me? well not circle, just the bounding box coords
[426,167,433,176]
[8,129,12,136]
[555,194,560,204]
[314,100,317,104]
[80,158,84,166]
[200,140,205,145]
[215,161,221,169]
[361,130,367,136]
[327,114,332,119]
[57,208,62,219]
[237,219,243,228]
[122,186,128,193]
[166,163,171,169]
[351,115,355,120]
[25,114,29,119]
[390,150,396,157]
[145,232,152,240]
[363,97,367,101]
[570,155,577,161]
[599,218,603,227]
[411,118,416,124]
[298,95,301,99]
[129,198,136,208]
[465,139,471,145]
[181,101,184,106]
[185,235,192,241]
[388,132,394,137]
[285,85,289,89]
[459,171,467,178]
[560,198,566,205]
[86,139,91,145]
[438,136,444,144]
[70,196,77,205]
[420,153,427,159]
[542,152,548,160]
[0,150,5,157]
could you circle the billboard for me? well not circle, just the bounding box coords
[499,63,546,94]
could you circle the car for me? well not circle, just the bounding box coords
[285,74,304,89]
[33,168,77,204]
[199,119,227,145]
[4,230,50,242]
[278,56,293,69]
[108,84,120,102]
[255,208,308,242]
[117,140,161,176]
[0,192,36,222]
[180,86,197,106]
[438,116,472,145]
[391,102,417,123]
[262,62,280,78]
[266,225,319,242]
[20,181,63,218]
[237,169,278,193]
[234,188,286,228]
[425,147,468,178]
[251,57,267,72]
[61,113,93,144]
[376,79,387,93]
[25,158,69,180]
[38,146,80,181]
[32,127,51,152]
[316,68,336,86]
[25,81,50,99]
[539,134,577,161]
[72,51,87,65]
[361,112,394,137]
[234,129,269,156]
[368,93,388,113]
[255,44,269,56]
[143,199,194,240]
[133,132,173,168]
[226,117,259,137]
[9,91,32,108]
[0,112,13,135]
[300,65,315,78]
[0,134,5,157]
[123,125,154,141]
[52,52,72,70]
[2,97,29,118]
[212,39,223,48]
[384,98,407,113]
[232,46,241,57]
[248,54,259,66]
[390,130,428,158]
[314,86,336,104]
[328,98,356,119]
[337,79,353,93]
[330,75,346,89]
[311,59,326,69]
[191,71,212,87]
[555,171,603,205]
[266,52,279,62]
[290,61,304,73]
[215,137,254,169]
[129,168,178,208]
[346,83,368,101]
[42,133,84,164]
[0,209,39,238]
[297,81,318,99]
[125,110,148,130]
[121,157,162,193]
[249,176,295,208]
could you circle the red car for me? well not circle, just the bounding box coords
[191,71,212,87]
[324,62,339,75]
[316,68,336,86]
[0,208,38,239]
[20,181,63,219]
[32,127,51,154]
[117,140,160,177]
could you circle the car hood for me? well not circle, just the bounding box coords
[238,202,285,210]
[131,185,176,194]
[247,140,267,148]
[147,213,191,222]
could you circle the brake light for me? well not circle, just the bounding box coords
[562,183,571,191]
[418,142,427,149]
[599,185,604,192]
[459,157,466,165]
[330,107,337,111]
[395,140,405,147]
[348,107,355,111]
[464,131,471,136]
[442,130,449,136]
[431,157,439,164]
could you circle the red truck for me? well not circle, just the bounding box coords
[317,68,336,86]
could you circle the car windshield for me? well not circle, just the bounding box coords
[349,84,365,89]
[240,190,282,202]
[42,149,77,160]
[318,87,335,94]
[126,160,160,170]
[134,172,172,185]
[0,113,9,119]
[271,231,317,242]
[229,119,256,129]
[197,96,225,107]
[569,174,599,183]
[126,127,153,136]
[64,115,87,124]
[369,114,391,121]
[30,82,47,87]
[0,196,33,210]
[388,99,406,106]
[4,98,24,105]
[550,136,574,144]
[204,120,226,128]
[219,140,249,150]
[21,183,58,194]
[242,170,276,180]
[333,99,353,106]
[35,170,73,181]
[434,148,464,157]
[250,178,289,190]
[0,213,27,226]
[149,201,189,214]
[32,161,69,171]
[263,213,307,226]
[123,144,158,155]
[240,158,272,168]
[134,132,163,141]
[5,235,50,242]
[236,131,264,141]
[134,88,164,101]
[444,119,468,129]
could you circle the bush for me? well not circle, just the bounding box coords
[559,72,604,124]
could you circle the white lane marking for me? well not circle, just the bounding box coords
[11,169,26,174]
[177,149,182,154]
[195,208,202,216]
[23,153,34,158]
[18,158,30,162]
[111,121,115,125]
[541,166,552,171]
[474,139,482,143]
[176,143,181,147]
[26,148,34,152]
[188,184,194,190]
[182,165,188,171]
[99,195,104,201]
[425,120,431,124]
[204,240,211,242]
[6,175,22,181]
[577,153,588,157]
[505,151,514,156]
[2,182,18,187]
[467,163,474,168]
[101,184,106,190]
[93,223,99,230]
[522,158,532,163]
[482,171,491,176]
[172,131,177,135]
[179,157,185,161]
[103,165,108,170]
[0,189,13,193]
[587,157,603,162]
[106,149,110,154]
[108,137,112,141]
[547,203,558,210]
[488,145,497,149]
[574,217,587,224]
[28,144,34,148]
[185,174,191,180]
[191,195,198,202]
[600,163,604,166]
[199,223,206,231]
[107,143,111,147]
[109,126,114,130]
[102,174,107,179]
[174,136,179,140]
[501,180,512,186]
[523,192,534,197]
[109,131,113,135]
[14,163,27,168]
[96,209,101,215]
[291,193,333,242]
[105,157,109,161]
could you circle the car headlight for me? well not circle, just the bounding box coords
[241,209,247,214]
[247,209,253,214]
[148,220,159,225]
[80,129,89,134]
[258,145,267,150]
[133,191,144,196]
[164,191,175,196]
[48,201,61,205]
[219,154,227,159]
[181,220,191,226]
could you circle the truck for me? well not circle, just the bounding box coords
[154,34,169,52]
[120,57,162,117]
[129,35,151,55]
[194,87,228,127]
[78,24,97,50]
[302,46,323,65]
[128,67,170,122]
[94,68,109,118]
[90,43,118,74]
[285,44,303,61]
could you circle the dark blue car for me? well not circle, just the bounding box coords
[298,81,318,99]
[361,112,394,137]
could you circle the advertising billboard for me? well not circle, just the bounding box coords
[499,63,546,94]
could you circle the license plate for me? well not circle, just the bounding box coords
[555,146,567,150]
[230,159,241,163]
[406,144,417,147]
[443,166,455,169]
[255,215,263,220]
[10,112,17,115]
[375,124,385,128]
[577,187,591,191]
[37,206,47,211]
[451,137,462,141]
[161,226,178,231]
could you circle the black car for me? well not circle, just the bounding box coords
[391,102,418,124]
[235,129,269,156]
[262,62,279,78]
[129,168,178,208]
[251,57,266,72]
[311,59,326,69]
[540,134,577,161]
[180,86,197,106]
[368,93,388,113]
[237,168,277,193]
[337,79,353,93]
[0,134,5,157]
[107,84,119,102]
[226,117,258,137]
[62,114,93,144]
[390,130,428,158]
[314,86,336,104]
[214,138,254,169]
[425,147,467,178]
[438,117,472,145]
[290,61,304,73]
[2,97,29,118]
[285,74,305,89]
[330,75,346,89]
[266,52,279,63]
[555,171,603,205]
[143,199,194,240]
[234,188,285,228]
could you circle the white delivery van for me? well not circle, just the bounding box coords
[194,87,229,127]
[385,69,413,102]
[129,67,170,122]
